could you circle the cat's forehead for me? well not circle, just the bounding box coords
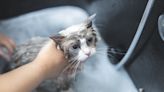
[59,24,87,36]
[79,28,97,38]
[67,35,79,40]
[65,29,95,40]
[62,36,80,47]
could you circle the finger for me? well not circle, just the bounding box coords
[4,37,16,53]
[2,41,14,54]
[8,38,16,49]
[49,39,57,46]
[48,39,58,49]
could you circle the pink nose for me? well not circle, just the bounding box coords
[85,52,91,56]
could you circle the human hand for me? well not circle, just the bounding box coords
[0,33,16,54]
[33,39,68,79]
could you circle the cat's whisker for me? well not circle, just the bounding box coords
[96,52,116,58]
[96,47,107,50]
[73,60,81,77]
[96,51,107,54]
[107,51,126,55]
[66,58,77,67]
[96,51,111,55]
[61,58,78,74]
[67,56,77,62]
[64,57,79,72]
[96,48,108,51]
[96,48,126,55]
[96,52,112,56]
[96,53,107,56]
[96,52,106,54]
[96,50,107,53]
[96,51,106,53]
[69,60,78,71]
[69,57,79,67]
[64,56,81,78]
[96,47,109,50]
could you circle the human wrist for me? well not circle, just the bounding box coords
[33,56,68,80]
[28,61,47,81]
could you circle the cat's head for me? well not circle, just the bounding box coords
[51,14,99,62]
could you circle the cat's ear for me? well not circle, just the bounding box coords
[49,35,65,45]
[85,14,96,28]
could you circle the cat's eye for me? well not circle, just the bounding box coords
[87,38,93,42]
[72,44,79,49]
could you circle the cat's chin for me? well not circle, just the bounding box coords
[78,56,87,61]
[79,56,90,64]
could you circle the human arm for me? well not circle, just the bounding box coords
[0,40,68,92]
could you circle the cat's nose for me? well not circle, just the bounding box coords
[85,52,91,56]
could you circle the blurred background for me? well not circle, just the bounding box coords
[0,0,164,92]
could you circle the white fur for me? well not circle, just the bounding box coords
[78,39,96,62]
[59,24,85,36]
[80,39,90,54]
[78,51,88,62]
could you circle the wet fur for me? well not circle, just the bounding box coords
[9,15,99,92]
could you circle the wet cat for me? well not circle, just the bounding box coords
[10,14,100,92]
